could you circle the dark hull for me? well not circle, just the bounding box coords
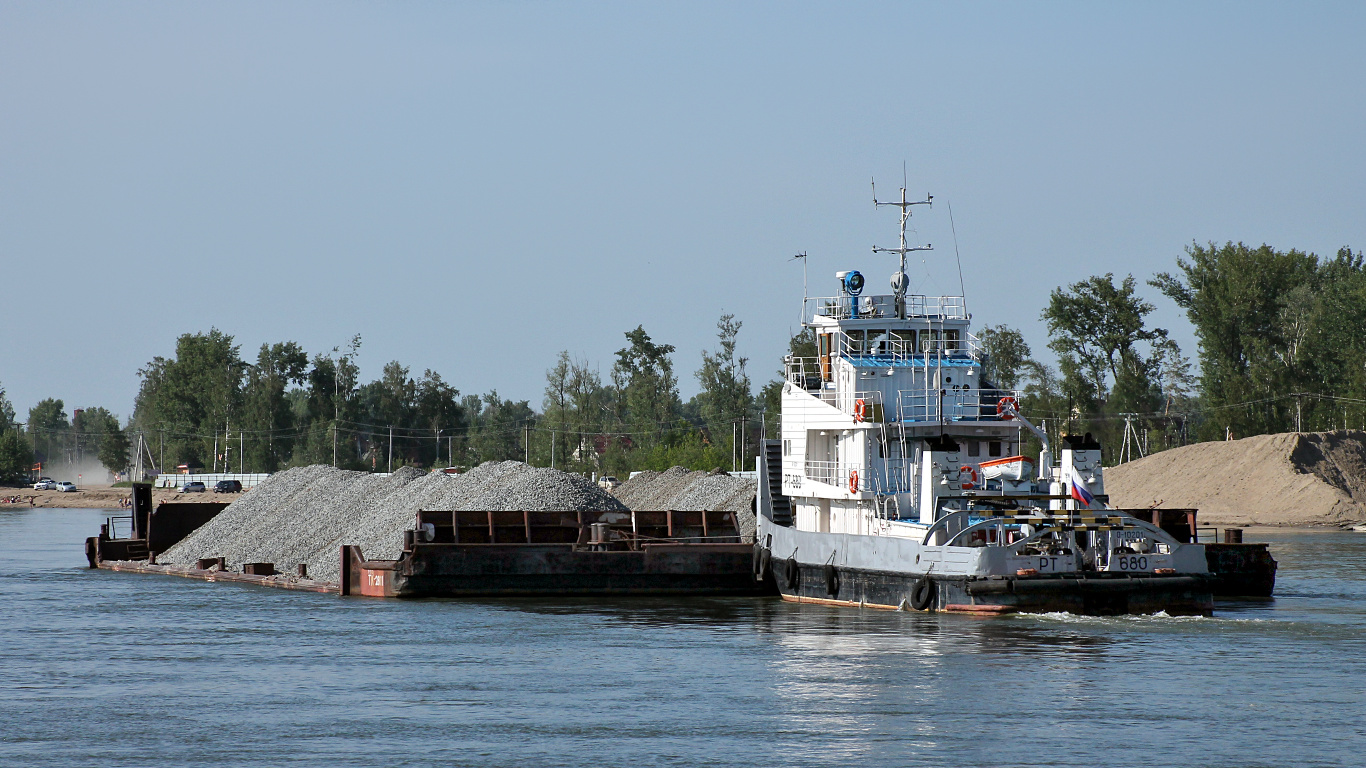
[346,543,773,598]
[767,557,1215,616]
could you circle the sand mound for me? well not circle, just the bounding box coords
[1105,430,1366,526]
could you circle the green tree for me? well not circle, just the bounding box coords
[73,407,125,473]
[242,341,309,472]
[0,384,14,432]
[691,314,753,468]
[1043,274,1170,444]
[415,369,465,469]
[1152,242,1321,438]
[293,335,362,467]
[611,326,680,452]
[977,325,1032,390]
[131,329,247,471]
[97,420,130,475]
[27,398,70,470]
[467,391,536,463]
[541,352,611,472]
[0,429,33,483]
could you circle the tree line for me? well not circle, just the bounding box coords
[980,241,1366,461]
[0,314,764,482]
[4,238,1362,483]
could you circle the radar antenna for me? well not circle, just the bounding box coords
[871,178,933,298]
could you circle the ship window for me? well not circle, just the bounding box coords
[988,441,1003,457]
[921,330,942,353]
[945,329,961,352]
[967,441,980,457]
[866,329,889,355]
[846,329,866,354]
[892,329,914,355]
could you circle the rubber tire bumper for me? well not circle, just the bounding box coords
[911,577,935,611]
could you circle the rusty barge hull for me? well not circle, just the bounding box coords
[96,559,338,593]
[343,542,767,598]
[88,488,771,600]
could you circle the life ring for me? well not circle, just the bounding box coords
[784,558,801,590]
[910,576,935,611]
[824,563,841,596]
[848,469,859,493]
[853,398,867,423]
[959,465,979,490]
[996,396,1019,421]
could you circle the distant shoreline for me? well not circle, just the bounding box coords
[0,485,242,509]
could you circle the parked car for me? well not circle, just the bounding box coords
[597,475,620,491]
[55,481,77,493]
[33,479,56,490]
[179,481,207,493]
[213,480,242,493]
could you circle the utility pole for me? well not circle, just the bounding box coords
[388,426,393,473]
[525,424,530,464]
[1296,394,1303,433]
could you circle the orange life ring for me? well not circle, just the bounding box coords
[853,398,867,422]
[996,396,1019,421]
[849,469,859,493]
[959,465,978,490]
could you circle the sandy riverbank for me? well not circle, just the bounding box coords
[0,485,243,509]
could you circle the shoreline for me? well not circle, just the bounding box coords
[0,486,242,509]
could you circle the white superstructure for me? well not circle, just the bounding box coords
[756,181,1213,615]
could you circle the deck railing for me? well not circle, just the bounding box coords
[804,294,968,323]
[895,388,1021,422]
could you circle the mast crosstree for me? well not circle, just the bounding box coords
[871,180,933,298]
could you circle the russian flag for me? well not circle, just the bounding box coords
[1070,477,1096,507]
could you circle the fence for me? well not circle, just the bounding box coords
[151,473,272,489]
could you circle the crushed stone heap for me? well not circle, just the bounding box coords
[1104,430,1366,526]
[159,461,628,584]
[610,466,756,539]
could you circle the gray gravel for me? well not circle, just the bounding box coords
[610,466,756,540]
[159,462,628,584]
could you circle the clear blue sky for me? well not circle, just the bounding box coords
[3,1,1364,421]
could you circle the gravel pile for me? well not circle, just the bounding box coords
[611,466,756,539]
[159,462,628,584]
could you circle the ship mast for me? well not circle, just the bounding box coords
[871,180,933,317]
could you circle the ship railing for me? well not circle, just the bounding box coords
[784,356,824,390]
[834,330,978,363]
[796,459,866,491]
[790,458,915,494]
[785,380,888,422]
[804,294,969,323]
[895,388,1022,423]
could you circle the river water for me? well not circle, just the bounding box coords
[1,508,1363,767]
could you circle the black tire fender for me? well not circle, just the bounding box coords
[911,576,935,611]
[753,545,772,581]
[824,563,840,596]
[784,558,801,591]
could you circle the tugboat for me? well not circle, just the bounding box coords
[754,183,1214,615]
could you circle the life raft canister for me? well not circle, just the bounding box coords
[997,396,1019,420]
[848,469,859,493]
[853,398,867,422]
[959,465,979,490]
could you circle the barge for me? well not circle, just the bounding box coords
[88,486,769,598]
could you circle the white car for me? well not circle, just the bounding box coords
[33,479,56,490]
[55,481,77,493]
